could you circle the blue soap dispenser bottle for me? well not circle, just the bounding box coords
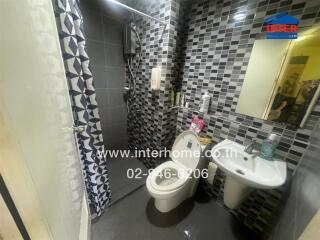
[260,133,280,160]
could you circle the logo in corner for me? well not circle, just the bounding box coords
[264,12,299,39]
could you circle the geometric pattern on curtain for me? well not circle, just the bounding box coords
[53,0,111,217]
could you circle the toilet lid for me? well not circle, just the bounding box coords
[150,161,189,192]
[171,130,202,170]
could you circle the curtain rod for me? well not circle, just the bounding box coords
[106,0,167,26]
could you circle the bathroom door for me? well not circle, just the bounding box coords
[0,0,89,239]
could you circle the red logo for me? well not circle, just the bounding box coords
[264,13,299,39]
[265,24,298,33]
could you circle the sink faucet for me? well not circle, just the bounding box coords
[244,140,256,154]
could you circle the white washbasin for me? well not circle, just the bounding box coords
[211,139,287,208]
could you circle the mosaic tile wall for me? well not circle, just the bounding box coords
[175,0,320,235]
[125,0,184,167]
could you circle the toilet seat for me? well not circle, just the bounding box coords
[150,161,189,192]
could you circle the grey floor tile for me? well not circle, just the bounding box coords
[95,89,108,118]
[105,139,128,151]
[78,0,100,12]
[92,186,262,240]
[105,106,127,127]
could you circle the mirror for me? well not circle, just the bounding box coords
[236,25,320,128]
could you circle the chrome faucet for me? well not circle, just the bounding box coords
[244,140,256,154]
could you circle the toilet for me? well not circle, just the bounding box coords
[146,130,206,212]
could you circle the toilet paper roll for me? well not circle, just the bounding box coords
[205,162,218,185]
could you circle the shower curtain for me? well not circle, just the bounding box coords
[53,0,111,216]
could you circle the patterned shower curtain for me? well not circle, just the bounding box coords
[53,0,111,216]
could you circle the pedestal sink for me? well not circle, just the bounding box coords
[211,139,287,209]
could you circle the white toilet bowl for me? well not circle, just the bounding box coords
[146,130,205,212]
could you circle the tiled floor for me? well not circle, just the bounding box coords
[92,185,263,240]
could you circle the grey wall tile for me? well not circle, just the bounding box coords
[95,89,108,120]
[124,0,179,166]
[103,16,124,45]
[91,65,107,88]
[82,8,104,41]
[80,0,128,150]
[271,123,320,240]
[106,67,126,89]
[104,135,128,151]
[107,88,126,108]
[105,44,125,67]
[86,40,105,65]
[107,117,127,137]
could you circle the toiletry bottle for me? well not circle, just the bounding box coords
[200,92,210,114]
[180,93,185,107]
[175,91,181,106]
[260,133,280,160]
[170,87,175,106]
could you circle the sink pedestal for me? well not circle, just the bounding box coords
[224,175,253,209]
[212,139,287,209]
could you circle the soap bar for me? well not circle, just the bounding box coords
[198,136,212,145]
